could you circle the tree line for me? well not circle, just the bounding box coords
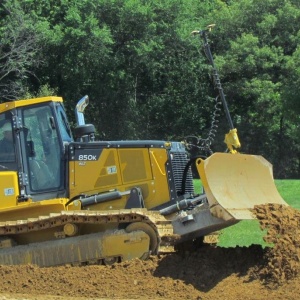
[1,0,300,178]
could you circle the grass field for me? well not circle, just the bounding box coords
[194,179,300,247]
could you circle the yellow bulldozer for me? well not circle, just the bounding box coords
[0,27,287,267]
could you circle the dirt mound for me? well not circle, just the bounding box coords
[0,244,298,300]
[253,203,300,286]
[1,203,300,299]
[0,245,263,299]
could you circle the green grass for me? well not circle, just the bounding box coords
[275,179,300,209]
[218,219,269,248]
[193,179,300,247]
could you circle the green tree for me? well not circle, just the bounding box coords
[0,0,43,100]
[3,0,300,177]
[20,0,215,142]
[205,0,300,177]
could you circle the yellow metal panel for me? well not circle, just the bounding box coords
[0,171,19,209]
[69,160,76,195]
[69,149,123,198]
[69,147,171,210]
[0,198,69,221]
[118,148,153,183]
[146,148,170,208]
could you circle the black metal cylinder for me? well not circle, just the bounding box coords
[80,191,122,207]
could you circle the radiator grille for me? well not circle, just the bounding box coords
[170,143,194,195]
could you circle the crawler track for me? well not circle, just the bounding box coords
[0,209,175,267]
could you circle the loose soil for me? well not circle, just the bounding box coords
[1,203,300,300]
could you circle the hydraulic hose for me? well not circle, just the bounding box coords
[180,155,206,195]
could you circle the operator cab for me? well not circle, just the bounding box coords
[0,97,73,201]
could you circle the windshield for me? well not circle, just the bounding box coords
[56,103,73,142]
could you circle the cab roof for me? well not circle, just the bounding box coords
[0,96,63,113]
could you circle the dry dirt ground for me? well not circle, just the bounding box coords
[1,203,300,300]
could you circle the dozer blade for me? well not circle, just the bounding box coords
[196,152,288,221]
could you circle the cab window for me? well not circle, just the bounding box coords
[56,103,73,142]
[0,114,16,162]
[22,105,62,191]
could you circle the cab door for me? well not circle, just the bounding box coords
[0,112,19,208]
[20,103,65,198]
